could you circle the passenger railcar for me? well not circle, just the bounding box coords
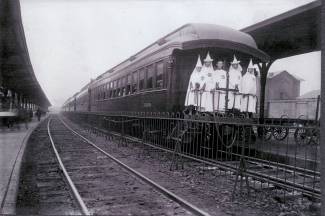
[62,96,75,112]
[62,23,269,113]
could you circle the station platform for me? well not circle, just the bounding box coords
[0,115,48,215]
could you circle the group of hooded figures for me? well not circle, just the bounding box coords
[185,53,257,113]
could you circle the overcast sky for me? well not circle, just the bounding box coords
[20,0,320,107]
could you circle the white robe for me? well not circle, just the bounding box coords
[185,69,201,107]
[200,65,215,112]
[228,67,242,110]
[214,69,227,111]
[240,72,257,113]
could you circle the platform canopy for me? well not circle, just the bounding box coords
[0,0,51,108]
[241,0,321,61]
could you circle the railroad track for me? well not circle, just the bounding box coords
[15,119,81,215]
[65,116,320,202]
[47,115,210,215]
[222,158,320,199]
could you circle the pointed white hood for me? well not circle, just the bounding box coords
[204,52,213,62]
[247,59,254,69]
[231,55,241,64]
[195,55,202,68]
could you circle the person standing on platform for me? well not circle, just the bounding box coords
[185,55,203,109]
[240,59,257,114]
[18,106,28,129]
[228,55,242,110]
[213,60,227,111]
[36,108,42,121]
[200,52,216,112]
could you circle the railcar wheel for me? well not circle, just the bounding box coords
[218,124,238,149]
[295,128,320,145]
[309,129,320,145]
[273,127,289,141]
[294,128,308,145]
[263,126,273,141]
[240,126,256,144]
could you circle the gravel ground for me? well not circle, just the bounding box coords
[16,119,80,215]
[63,115,321,216]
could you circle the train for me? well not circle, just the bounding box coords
[62,23,321,163]
[62,23,269,114]
[62,23,274,158]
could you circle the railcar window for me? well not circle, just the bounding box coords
[126,74,131,95]
[146,65,154,89]
[109,82,113,98]
[100,86,103,100]
[120,78,123,96]
[105,84,108,99]
[99,86,102,99]
[132,71,138,93]
[113,80,117,97]
[104,83,108,99]
[121,76,127,96]
[156,61,164,88]
[116,79,121,97]
[139,69,145,91]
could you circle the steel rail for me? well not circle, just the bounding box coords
[47,118,90,216]
[58,116,211,216]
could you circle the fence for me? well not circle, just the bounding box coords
[63,111,320,201]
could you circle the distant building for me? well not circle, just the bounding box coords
[256,70,306,117]
[265,70,304,101]
[297,89,320,99]
[263,72,321,120]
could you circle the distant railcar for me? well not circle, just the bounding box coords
[62,23,268,113]
[267,97,320,120]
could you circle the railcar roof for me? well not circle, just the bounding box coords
[62,97,73,106]
[101,23,265,78]
[69,23,269,99]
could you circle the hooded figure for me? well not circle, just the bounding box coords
[240,59,257,113]
[200,52,216,112]
[228,55,242,110]
[185,55,203,107]
[213,60,227,111]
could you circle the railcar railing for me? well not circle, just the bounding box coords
[62,111,320,201]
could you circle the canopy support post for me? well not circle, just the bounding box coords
[257,61,274,124]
